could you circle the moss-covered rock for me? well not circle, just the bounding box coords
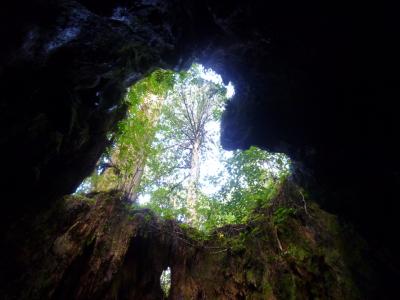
[1,181,375,299]
[169,181,374,299]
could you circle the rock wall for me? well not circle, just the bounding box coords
[0,181,374,299]
[0,0,195,210]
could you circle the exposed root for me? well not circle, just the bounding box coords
[299,190,310,217]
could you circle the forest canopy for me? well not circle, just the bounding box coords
[77,64,291,231]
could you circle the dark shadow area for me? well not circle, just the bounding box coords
[52,238,96,300]
[108,235,170,300]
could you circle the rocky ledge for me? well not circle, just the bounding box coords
[1,181,375,299]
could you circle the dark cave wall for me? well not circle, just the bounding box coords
[0,0,199,209]
[0,191,174,300]
[217,1,400,263]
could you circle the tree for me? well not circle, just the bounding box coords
[77,64,291,233]
[139,65,227,225]
[79,69,174,199]
[198,146,291,231]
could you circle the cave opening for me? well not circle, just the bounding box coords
[160,266,171,298]
[1,0,397,297]
[76,63,291,232]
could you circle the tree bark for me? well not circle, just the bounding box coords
[186,136,201,224]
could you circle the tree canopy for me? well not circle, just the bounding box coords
[77,64,291,231]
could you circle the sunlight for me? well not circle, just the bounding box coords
[77,63,290,230]
[138,64,237,205]
[195,64,235,99]
[199,120,232,196]
[160,267,171,297]
[226,82,235,98]
[136,64,290,224]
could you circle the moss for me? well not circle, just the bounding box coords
[286,244,310,262]
[272,207,296,225]
[278,273,297,300]
[179,223,208,243]
[245,270,257,286]
[262,280,273,298]
[10,182,371,299]
[223,232,247,254]
[64,193,96,205]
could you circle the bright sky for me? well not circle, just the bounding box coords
[138,65,235,204]
[196,65,236,195]
[138,119,232,205]
[196,64,235,99]
[199,120,233,195]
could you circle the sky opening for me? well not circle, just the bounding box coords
[76,64,291,230]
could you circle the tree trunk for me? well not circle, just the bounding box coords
[122,95,164,202]
[187,137,201,224]
[123,163,144,202]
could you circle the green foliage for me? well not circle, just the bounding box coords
[122,69,175,109]
[79,69,174,194]
[138,64,229,225]
[198,147,290,231]
[78,64,292,234]
[273,207,296,225]
[115,69,174,182]
[138,70,290,231]
[179,222,209,242]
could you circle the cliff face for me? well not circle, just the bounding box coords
[1,181,374,299]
